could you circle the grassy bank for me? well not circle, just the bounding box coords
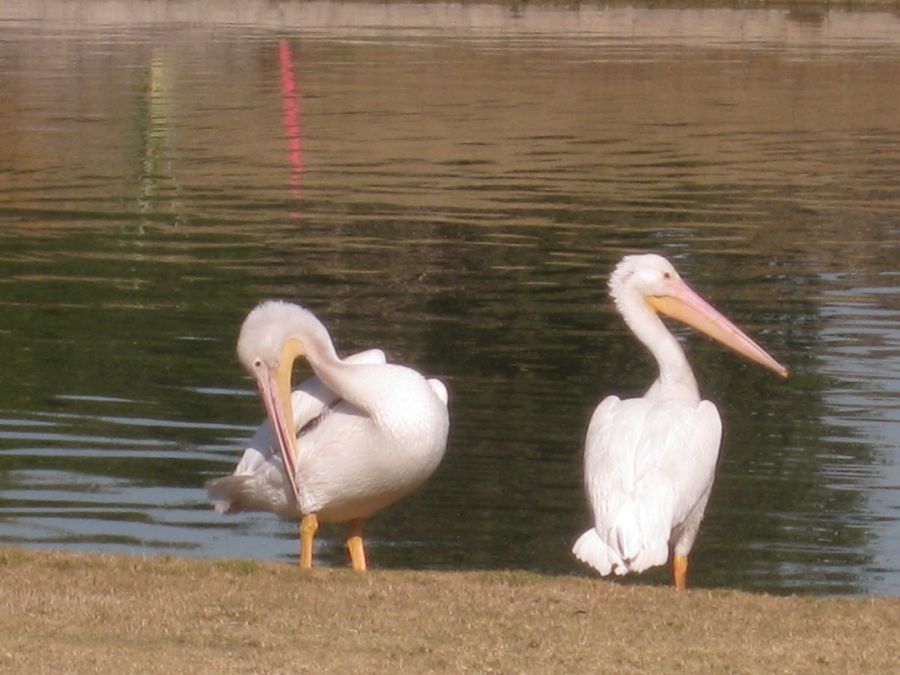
[1,546,897,673]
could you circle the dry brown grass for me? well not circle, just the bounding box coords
[1,546,897,674]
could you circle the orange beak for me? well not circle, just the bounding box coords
[253,338,306,507]
[646,279,788,378]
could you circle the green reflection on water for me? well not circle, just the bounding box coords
[2,3,899,593]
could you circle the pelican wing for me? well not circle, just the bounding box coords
[575,395,722,575]
[206,348,386,515]
[229,348,387,471]
[667,401,722,522]
[291,365,450,522]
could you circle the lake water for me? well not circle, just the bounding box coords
[1,0,898,595]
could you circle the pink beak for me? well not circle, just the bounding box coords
[252,337,307,509]
[646,278,788,378]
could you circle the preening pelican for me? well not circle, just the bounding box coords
[572,254,787,590]
[207,301,450,571]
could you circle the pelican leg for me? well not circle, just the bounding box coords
[673,554,688,591]
[347,518,367,572]
[300,513,319,568]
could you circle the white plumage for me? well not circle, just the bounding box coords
[207,301,449,570]
[573,254,787,589]
[207,347,388,518]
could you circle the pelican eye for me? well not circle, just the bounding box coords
[253,358,263,368]
[663,272,672,279]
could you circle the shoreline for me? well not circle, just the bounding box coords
[2,545,898,673]
[4,0,900,50]
[4,0,900,23]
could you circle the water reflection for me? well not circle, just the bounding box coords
[1,1,899,595]
[278,39,304,215]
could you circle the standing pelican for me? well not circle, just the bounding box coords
[207,301,450,571]
[573,254,787,590]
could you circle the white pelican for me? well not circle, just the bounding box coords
[573,254,787,590]
[207,301,450,571]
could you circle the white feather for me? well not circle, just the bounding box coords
[207,301,449,529]
[574,253,781,584]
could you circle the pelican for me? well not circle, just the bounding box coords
[573,254,787,590]
[207,301,450,571]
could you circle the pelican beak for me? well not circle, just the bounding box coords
[646,280,788,378]
[254,337,306,505]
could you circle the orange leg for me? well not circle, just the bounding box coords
[299,513,319,568]
[347,518,367,572]
[673,554,688,591]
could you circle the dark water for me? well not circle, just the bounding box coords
[1,1,898,595]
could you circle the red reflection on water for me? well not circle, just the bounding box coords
[279,40,303,218]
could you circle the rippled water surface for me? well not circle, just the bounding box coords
[1,1,898,594]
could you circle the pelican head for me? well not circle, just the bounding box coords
[237,301,333,373]
[235,300,335,504]
[611,254,788,378]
